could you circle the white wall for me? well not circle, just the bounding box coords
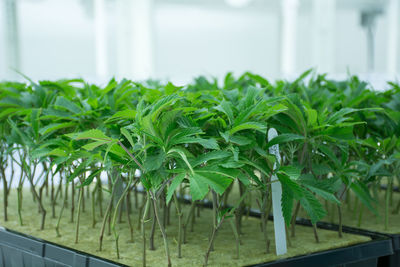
[0,0,398,85]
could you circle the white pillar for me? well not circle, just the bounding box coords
[312,0,336,73]
[280,0,299,77]
[386,0,399,75]
[2,0,20,80]
[116,0,154,80]
[94,0,108,79]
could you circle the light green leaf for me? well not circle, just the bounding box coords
[190,174,209,200]
[229,122,267,135]
[166,173,186,204]
[39,122,75,135]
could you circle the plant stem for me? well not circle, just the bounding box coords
[99,187,116,251]
[75,185,84,244]
[111,179,132,259]
[385,179,392,230]
[183,201,195,244]
[173,191,183,258]
[126,192,134,242]
[229,218,240,259]
[312,224,319,243]
[150,191,171,267]
[141,191,151,267]
[204,191,223,267]
[71,180,75,223]
[337,204,343,238]
[91,184,97,228]
[290,201,300,237]
[56,182,68,237]
[149,202,156,250]
[26,161,46,230]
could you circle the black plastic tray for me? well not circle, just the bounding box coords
[0,199,395,267]
[0,227,128,267]
[242,210,394,267]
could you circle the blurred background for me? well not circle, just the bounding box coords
[0,0,399,88]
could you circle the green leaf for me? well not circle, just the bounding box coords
[39,122,75,135]
[168,148,194,174]
[190,173,209,200]
[68,129,113,142]
[106,109,136,122]
[82,140,109,151]
[229,135,252,146]
[31,108,40,139]
[215,99,234,125]
[306,108,318,126]
[300,189,326,224]
[266,133,304,148]
[54,96,82,114]
[144,151,166,171]
[166,173,186,204]
[79,168,103,187]
[349,181,376,214]
[150,94,180,121]
[191,150,231,167]
[279,165,302,180]
[301,178,340,204]
[281,185,294,226]
[193,171,233,195]
[121,128,135,149]
[318,145,340,167]
[322,126,354,140]
[229,122,267,135]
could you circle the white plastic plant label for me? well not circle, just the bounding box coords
[268,128,287,255]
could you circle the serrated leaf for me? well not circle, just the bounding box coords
[54,96,82,114]
[79,168,103,187]
[215,99,234,124]
[281,185,294,226]
[279,165,302,180]
[300,189,326,224]
[229,121,267,135]
[106,109,136,122]
[82,140,109,151]
[229,135,252,146]
[166,173,186,204]
[121,128,135,148]
[68,129,113,142]
[266,133,304,148]
[301,178,340,204]
[144,150,166,171]
[191,150,231,167]
[39,122,76,135]
[190,174,209,200]
[168,148,193,174]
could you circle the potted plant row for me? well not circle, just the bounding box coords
[0,71,398,267]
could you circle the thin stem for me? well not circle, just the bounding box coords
[99,188,116,251]
[141,191,151,267]
[183,202,196,244]
[337,204,343,238]
[111,179,133,259]
[290,201,300,237]
[312,224,320,243]
[126,192,134,242]
[56,181,69,237]
[150,191,171,267]
[229,219,240,259]
[75,185,84,244]
[149,202,156,250]
[173,191,183,258]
